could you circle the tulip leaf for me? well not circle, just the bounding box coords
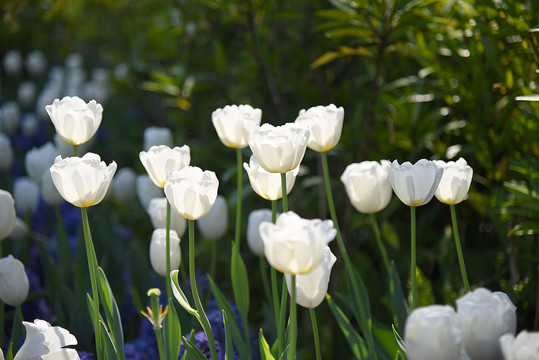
[97,267,125,360]
[163,298,182,360]
[389,263,409,335]
[231,241,250,318]
[99,319,118,360]
[223,310,234,360]
[170,270,198,316]
[326,294,369,360]
[259,329,276,360]
[373,320,400,359]
[4,343,13,360]
[182,336,208,360]
[392,324,407,356]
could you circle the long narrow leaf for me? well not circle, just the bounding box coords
[259,329,276,360]
[97,267,125,360]
[99,320,118,360]
[163,300,182,360]
[389,263,409,335]
[231,241,250,318]
[182,336,208,360]
[223,311,234,360]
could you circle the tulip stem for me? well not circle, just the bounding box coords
[81,207,102,359]
[188,220,218,360]
[281,173,288,212]
[236,148,243,246]
[410,206,418,310]
[279,279,288,356]
[309,308,322,360]
[450,204,470,292]
[288,275,297,360]
[73,144,79,157]
[369,213,391,276]
[259,256,272,310]
[166,201,172,299]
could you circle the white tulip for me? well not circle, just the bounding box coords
[405,304,462,360]
[247,209,273,257]
[340,160,392,213]
[434,158,473,205]
[143,126,173,151]
[285,246,337,308]
[0,190,16,241]
[197,195,228,241]
[500,331,539,360]
[248,123,310,173]
[149,228,182,277]
[25,50,48,76]
[389,159,443,207]
[244,155,300,201]
[0,255,29,306]
[111,167,137,202]
[0,133,13,170]
[25,142,59,184]
[45,96,103,145]
[1,101,21,135]
[49,153,117,208]
[139,145,190,188]
[294,104,344,152]
[136,174,164,210]
[259,211,336,275]
[3,50,22,76]
[13,177,40,215]
[41,170,64,206]
[212,104,262,148]
[17,81,37,109]
[146,197,187,237]
[456,287,517,360]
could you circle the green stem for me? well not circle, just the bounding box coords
[271,200,277,223]
[309,308,322,360]
[369,213,391,276]
[81,207,102,359]
[259,256,272,310]
[278,278,288,356]
[236,148,243,246]
[10,306,23,352]
[155,328,166,360]
[410,206,418,310]
[288,275,297,360]
[280,173,288,212]
[166,201,172,298]
[450,204,470,292]
[188,220,218,360]
[73,144,79,157]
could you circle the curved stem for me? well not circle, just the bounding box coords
[236,148,243,246]
[188,220,218,360]
[450,204,470,292]
[369,213,391,276]
[166,201,172,299]
[309,308,322,360]
[280,173,288,212]
[410,206,418,310]
[288,275,297,360]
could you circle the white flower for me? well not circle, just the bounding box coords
[165,166,219,220]
[197,195,228,241]
[434,158,473,205]
[1,101,21,135]
[25,50,48,76]
[25,142,59,184]
[111,167,137,202]
[136,174,164,210]
[21,113,40,138]
[212,104,262,148]
[146,197,187,237]
[500,331,539,360]
[9,218,29,240]
[259,211,336,275]
[405,305,462,360]
[3,50,22,76]
[13,177,40,215]
[248,123,310,173]
[244,155,300,201]
[0,190,16,241]
[285,246,337,308]
[17,81,37,108]
[340,160,392,213]
[139,145,191,188]
[149,229,182,277]
[247,209,273,257]
[0,255,29,306]
[456,287,516,360]
[294,104,344,152]
[389,159,443,207]
[0,133,14,170]
[49,153,117,208]
[143,126,173,151]
[45,96,103,145]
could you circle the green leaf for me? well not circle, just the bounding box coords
[326,294,369,360]
[259,329,276,360]
[392,324,407,356]
[97,267,125,360]
[381,222,400,250]
[99,320,118,360]
[389,263,409,335]
[163,299,182,360]
[223,311,234,360]
[170,270,198,316]
[182,336,208,360]
[231,241,250,319]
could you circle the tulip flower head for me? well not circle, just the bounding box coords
[143,126,173,151]
[50,153,117,208]
[1,102,21,135]
[244,155,300,201]
[136,174,163,210]
[456,287,516,360]
[341,160,392,214]
[248,123,310,173]
[165,166,219,220]
[0,255,29,306]
[0,133,14,170]
[149,228,182,277]
[500,331,539,360]
[405,304,462,360]
[25,142,59,184]
[0,190,16,241]
[147,197,187,237]
[13,177,40,215]
[294,104,344,152]
[259,211,336,275]
[285,246,337,308]
[434,158,473,205]
[247,209,273,257]
[45,96,103,145]
[111,167,137,202]
[139,145,191,188]
[389,159,444,207]
[212,104,262,148]
[197,195,228,241]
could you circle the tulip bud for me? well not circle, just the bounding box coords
[500,331,539,360]
[456,287,516,360]
[1,101,21,135]
[111,167,137,202]
[211,104,262,149]
[143,127,173,151]
[149,228,181,277]
[0,133,14,170]
[25,142,59,184]
[137,174,164,210]
[405,304,462,360]
[197,195,228,241]
[0,190,16,241]
[434,158,473,205]
[13,177,40,215]
[294,104,344,152]
[247,209,273,257]
[146,197,187,237]
[389,159,443,207]
[0,255,30,306]
[139,145,190,188]
[244,155,300,201]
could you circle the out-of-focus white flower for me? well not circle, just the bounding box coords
[36,87,62,119]
[45,96,103,145]
[139,145,191,188]
[143,127,173,151]
[13,177,40,215]
[445,145,462,160]
[25,50,48,76]
[0,133,14,170]
[500,331,539,360]
[65,53,83,68]
[341,160,392,214]
[434,158,473,205]
[18,81,38,108]
[247,209,273,257]
[3,50,22,76]
[456,287,516,360]
[146,197,187,238]
[41,171,64,206]
[21,113,40,138]
[111,167,137,202]
[0,190,16,241]
[197,195,228,241]
[212,104,262,148]
[259,211,335,275]
[405,304,462,360]
[389,159,443,207]
[294,104,344,152]
[0,255,29,306]
[50,153,117,208]
[136,174,164,210]
[113,63,129,81]
[149,228,181,277]
[25,142,59,184]
[248,123,310,173]
[285,246,336,308]
[9,218,29,240]
[1,101,21,135]
[244,155,300,201]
